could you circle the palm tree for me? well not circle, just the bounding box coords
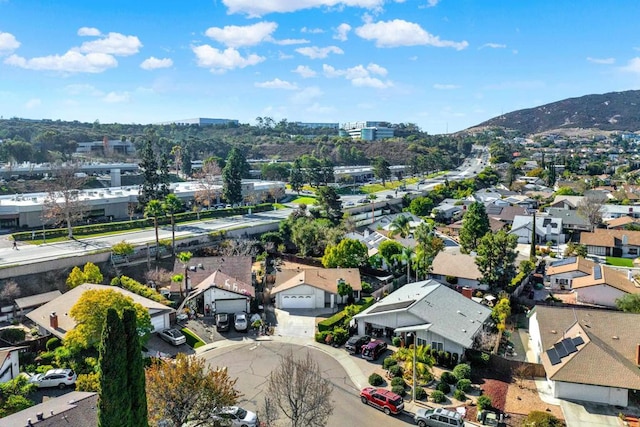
[367,194,377,224]
[389,215,411,238]
[177,251,192,299]
[162,194,183,254]
[413,221,435,246]
[144,199,164,258]
[399,246,415,282]
[404,344,435,384]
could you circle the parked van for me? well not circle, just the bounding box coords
[361,340,387,361]
[414,407,465,427]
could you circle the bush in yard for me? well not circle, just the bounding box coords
[457,379,472,393]
[414,386,426,400]
[368,373,383,386]
[524,411,561,427]
[383,357,397,370]
[430,390,446,403]
[392,336,402,347]
[453,363,471,380]
[331,327,349,346]
[436,381,451,394]
[46,337,62,352]
[444,352,452,368]
[391,377,405,388]
[392,385,406,396]
[37,351,55,365]
[477,395,492,410]
[388,364,403,378]
[0,328,25,343]
[453,389,466,401]
[315,331,330,343]
[441,371,457,384]
[76,372,100,392]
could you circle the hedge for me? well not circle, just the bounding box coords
[317,297,375,332]
[180,328,205,349]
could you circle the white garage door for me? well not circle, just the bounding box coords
[281,294,315,309]
[215,299,247,314]
[151,314,167,332]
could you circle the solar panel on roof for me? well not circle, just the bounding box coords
[547,348,561,365]
[572,336,585,346]
[561,337,577,354]
[554,342,568,358]
[593,264,602,280]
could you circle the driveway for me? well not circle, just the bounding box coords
[561,400,622,427]
[273,308,325,338]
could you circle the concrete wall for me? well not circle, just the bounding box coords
[0,251,110,280]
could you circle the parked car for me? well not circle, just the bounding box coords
[360,387,404,415]
[234,312,248,332]
[159,328,187,346]
[361,340,387,361]
[345,335,371,354]
[414,407,465,427]
[28,368,77,389]
[212,406,259,427]
[216,313,230,332]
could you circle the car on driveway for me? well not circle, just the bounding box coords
[414,407,465,427]
[213,406,259,427]
[159,328,186,346]
[345,335,371,354]
[28,368,77,389]
[361,340,387,361]
[216,313,230,332]
[360,387,404,415]
[234,312,248,332]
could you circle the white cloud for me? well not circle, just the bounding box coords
[140,57,173,70]
[301,27,324,34]
[366,63,387,76]
[77,32,142,56]
[205,22,277,48]
[586,56,615,65]
[355,19,468,50]
[433,83,460,90]
[290,86,323,104]
[274,38,309,45]
[351,76,392,88]
[480,43,506,49]
[426,0,440,6]
[334,23,352,41]
[4,51,118,73]
[295,45,343,59]
[322,62,392,88]
[620,57,640,73]
[103,91,130,103]
[64,83,103,96]
[25,98,41,109]
[77,27,101,37]
[223,0,384,17]
[255,78,299,90]
[292,65,316,78]
[278,51,294,59]
[192,45,265,72]
[0,32,20,54]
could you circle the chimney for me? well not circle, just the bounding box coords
[636,344,640,366]
[49,312,58,329]
[461,287,473,299]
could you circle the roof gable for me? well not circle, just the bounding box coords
[194,270,255,297]
[272,268,361,294]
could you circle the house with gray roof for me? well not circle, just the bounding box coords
[0,391,97,427]
[354,280,492,358]
[546,207,592,232]
[510,215,565,244]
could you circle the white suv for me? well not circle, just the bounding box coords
[28,368,77,389]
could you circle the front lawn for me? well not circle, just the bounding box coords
[606,257,634,267]
[290,196,317,205]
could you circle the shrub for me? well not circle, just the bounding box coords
[37,351,55,365]
[441,371,457,384]
[76,372,100,392]
[392,336,402,347]
[480,352,490,365]
[444,351,452,367]
[36,364,54,374]
[180,328,205,349]
[430,390,446,403]
[391,377,405,387]
[315,331,331,343]
[112,240,134,256]
[477,395,492,410]
[361,281,372,293]
[383,357,397,369]
[453,363,471,380]
[414,386,426,400]
[388,365,403,378]
[524,411,561,427]
[453,389,466,401]
[457,379,472,393]
[391,385,406,396]
[331,327,349,346]
[0,328,25,343]
[317,297,375,332]
[46,337,61,352]
[436,382,451,394]
[368,373,383,386]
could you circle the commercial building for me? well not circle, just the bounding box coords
[294,122,339,129]
[340,121,394,141]
[158,118,239,126]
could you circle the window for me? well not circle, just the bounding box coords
[431,341,443,351]
[629,248,638,255]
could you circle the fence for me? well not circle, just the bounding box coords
[488,353,546,378]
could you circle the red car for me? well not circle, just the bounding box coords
[359,387,404,415]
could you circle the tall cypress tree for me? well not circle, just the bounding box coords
[98,309,131,427]
[123,309,148,427]
[222,148,246,205]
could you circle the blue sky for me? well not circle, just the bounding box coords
[1,0,640,134]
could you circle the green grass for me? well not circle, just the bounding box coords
[181,327,206,349]
[606,257,634,267]
[290,196,317,205]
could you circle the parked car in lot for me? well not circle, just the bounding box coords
[361,340,387,361]
[28,368,77,389]
[159,328,186,346]
[212,406,259,427]
[215,313,230,332]
[345,335,371,354]
[234,312,248,332]
[414,407,465,427]
[360,387,404,415]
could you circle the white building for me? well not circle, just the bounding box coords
[340,121,394,141]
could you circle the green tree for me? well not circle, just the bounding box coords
[409,197,434,217]
[491,297,511,331]
[0,376,36,417]
[378,240,404,273]
[322,238,368,268]
[336,281,353,304]
[98,309,131,427]
[475,230,518,289]
[66,289,152,350]
[414,235,444,280]
[399,246,415,281]
[162,193,183,254]
[144,199,164,256]
[123,309,148,427]
[372,156,391,186]
[616,294,640,313]
[289,160,304,194]
[389,215,412,238]
[524,411,561,427]
[112,241,135,257]
[315,186,343,224]
[138,130,169,208]
[222,147,248,205]
[177,251,193,298]
[65,262,104,289]
[459,202,490,253]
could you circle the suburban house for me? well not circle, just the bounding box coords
[27,284,175,338]
[431,203,463,222]
[545,208,592,233]
[0,391,97,427]
[549,195,584,210]
[345,230,390,257]
[12,290,61,322]
[429,249,484,289]
[486,205,531,226]
[606,216,640,230]
[571,264,640,308]
[181,269,255,316]
[271,267,361,309]
[545,257,595,290]
[510,215,564,245]
[170,256,252,296]
[529,305,640,406]
[0,346,24,383]
[353,280,492,358]
[580,229,640,258]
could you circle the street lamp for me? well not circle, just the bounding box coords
[409,332,417,402]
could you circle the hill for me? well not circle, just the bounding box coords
[475,90,640,135]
